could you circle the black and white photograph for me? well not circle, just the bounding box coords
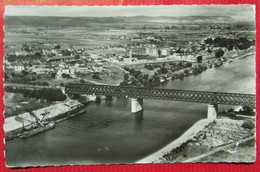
[3,5,256,167]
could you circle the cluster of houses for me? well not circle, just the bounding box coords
[5,33,232,85]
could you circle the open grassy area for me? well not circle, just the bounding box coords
[4,92,53,118]
[158,117,255,163]
[196,138,256,162]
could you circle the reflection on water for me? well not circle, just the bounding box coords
[5,56,255,166]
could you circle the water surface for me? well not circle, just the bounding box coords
[5,55,255,166]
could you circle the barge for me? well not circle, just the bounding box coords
[18,121,55,138]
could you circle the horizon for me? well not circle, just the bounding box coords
[5,5,255,22]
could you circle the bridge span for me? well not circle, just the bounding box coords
[65,84,256,119]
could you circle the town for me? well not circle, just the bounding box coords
[4,17,255,118]
[3,12,256,166]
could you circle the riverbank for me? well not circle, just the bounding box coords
[121,47,255,88]
[137,116,255,163]
[228,52,255,62]
[137,118,214,163]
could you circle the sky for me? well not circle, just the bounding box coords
[5,5,255,22]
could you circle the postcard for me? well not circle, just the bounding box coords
[3,5,256,167]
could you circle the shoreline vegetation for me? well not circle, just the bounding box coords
[119,47,255,88]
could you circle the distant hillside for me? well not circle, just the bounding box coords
[120,15,235,23]
[4,16,124,27]
[4,15,242,27]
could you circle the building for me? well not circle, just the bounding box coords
[56,67,76,79]
[14,65,25,72]
[161,48,171,56]
[47,56,73,62]
[145,44,158,56]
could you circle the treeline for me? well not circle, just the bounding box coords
[120,68,160,87]
[220,105,255,117]
[145,62,192,72]
[121,61,200,87]
[6,80,49,86]
[6,52,43,62]
[5,73,49,86]
[5,86,67,102]
[204,37,254,50]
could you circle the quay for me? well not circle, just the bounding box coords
[4,99,83,140]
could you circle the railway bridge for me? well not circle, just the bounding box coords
[65,84,256,119]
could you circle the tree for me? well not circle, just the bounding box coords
[241,105,253,114]
[176,48,183,53]
[213,37,228,47]
[80,79,85,83]
[158,49,161,57]
[120,80,128,86]
[144,74,149,81]
[131,78,138,86]
[144,64,154,70]
[62,73,71,79]
[35,52,42,59]
[158,66,168,74]
[177,62,183,67]
[197,56,203,63]
[184,62,192,68]
[204,37,213,44]
[51,73,56,79]
[124,73,129,81]
[61,49,72,56]
[92,73,101,80]
[152,75,160,82]
[42,82,49,86]
[74,54,80,59]
[137,74,144,83]
[54,44,61,49]
[237,37,252,50]
[242,120,255,130]
[184,69,190,75]
[215,49,224,58]
[22,70,29,76]
[124,67,130,71]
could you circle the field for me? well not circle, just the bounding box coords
[5,15,255,52]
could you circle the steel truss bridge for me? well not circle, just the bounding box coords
[65,84,256,107]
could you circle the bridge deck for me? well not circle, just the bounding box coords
[65,84,256,107]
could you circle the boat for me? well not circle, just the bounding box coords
[56,109,86,123]
[18,121,55,138]
[69,109,86,118]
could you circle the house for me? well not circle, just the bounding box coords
[15,51,28,56]
[14,65,25,72]
[56,67,76,79]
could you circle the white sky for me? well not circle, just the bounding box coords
[5,5,255,21]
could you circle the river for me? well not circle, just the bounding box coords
[5,55,256,167]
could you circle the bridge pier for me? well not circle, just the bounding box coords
[96,96,101,104]
[207,104,218,119]
[106,95,113,102]
[131,98,143,113]
[68,93,80,99]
